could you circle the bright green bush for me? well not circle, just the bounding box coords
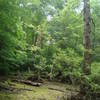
[90,62,100,85]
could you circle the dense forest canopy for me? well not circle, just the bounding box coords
[0,0,100,99]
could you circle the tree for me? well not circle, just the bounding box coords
[0,0,22,75]
[83,0,91,75]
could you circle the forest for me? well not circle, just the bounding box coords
[0,0,100,100]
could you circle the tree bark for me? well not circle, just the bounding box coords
[12,79,41,87]
[83,0,91,75]
[36,26,42,47]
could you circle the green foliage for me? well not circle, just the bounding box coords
[52,48,82,82]
[90,62,100,85]
[0,63,10,75]
[0,0,100,95]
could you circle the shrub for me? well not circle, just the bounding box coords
[0,63,10,75]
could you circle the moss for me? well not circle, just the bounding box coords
[0,81,72,100]
[0,92,17,100]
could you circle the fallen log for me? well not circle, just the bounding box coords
[66,87,80,92]
[48,87,65,92]
[0,82,34,92]
[48,87,80,93]
[12,79,41,87]
[27,76,44,83]
[13,87,35,92]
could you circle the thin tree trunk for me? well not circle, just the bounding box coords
[83,0,91,75]
[36,26,42,47]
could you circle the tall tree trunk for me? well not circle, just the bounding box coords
[80,1,91,95]
[36,26,42,81]
[83,0,91,75]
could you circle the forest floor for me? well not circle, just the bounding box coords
[0,80,79,100]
